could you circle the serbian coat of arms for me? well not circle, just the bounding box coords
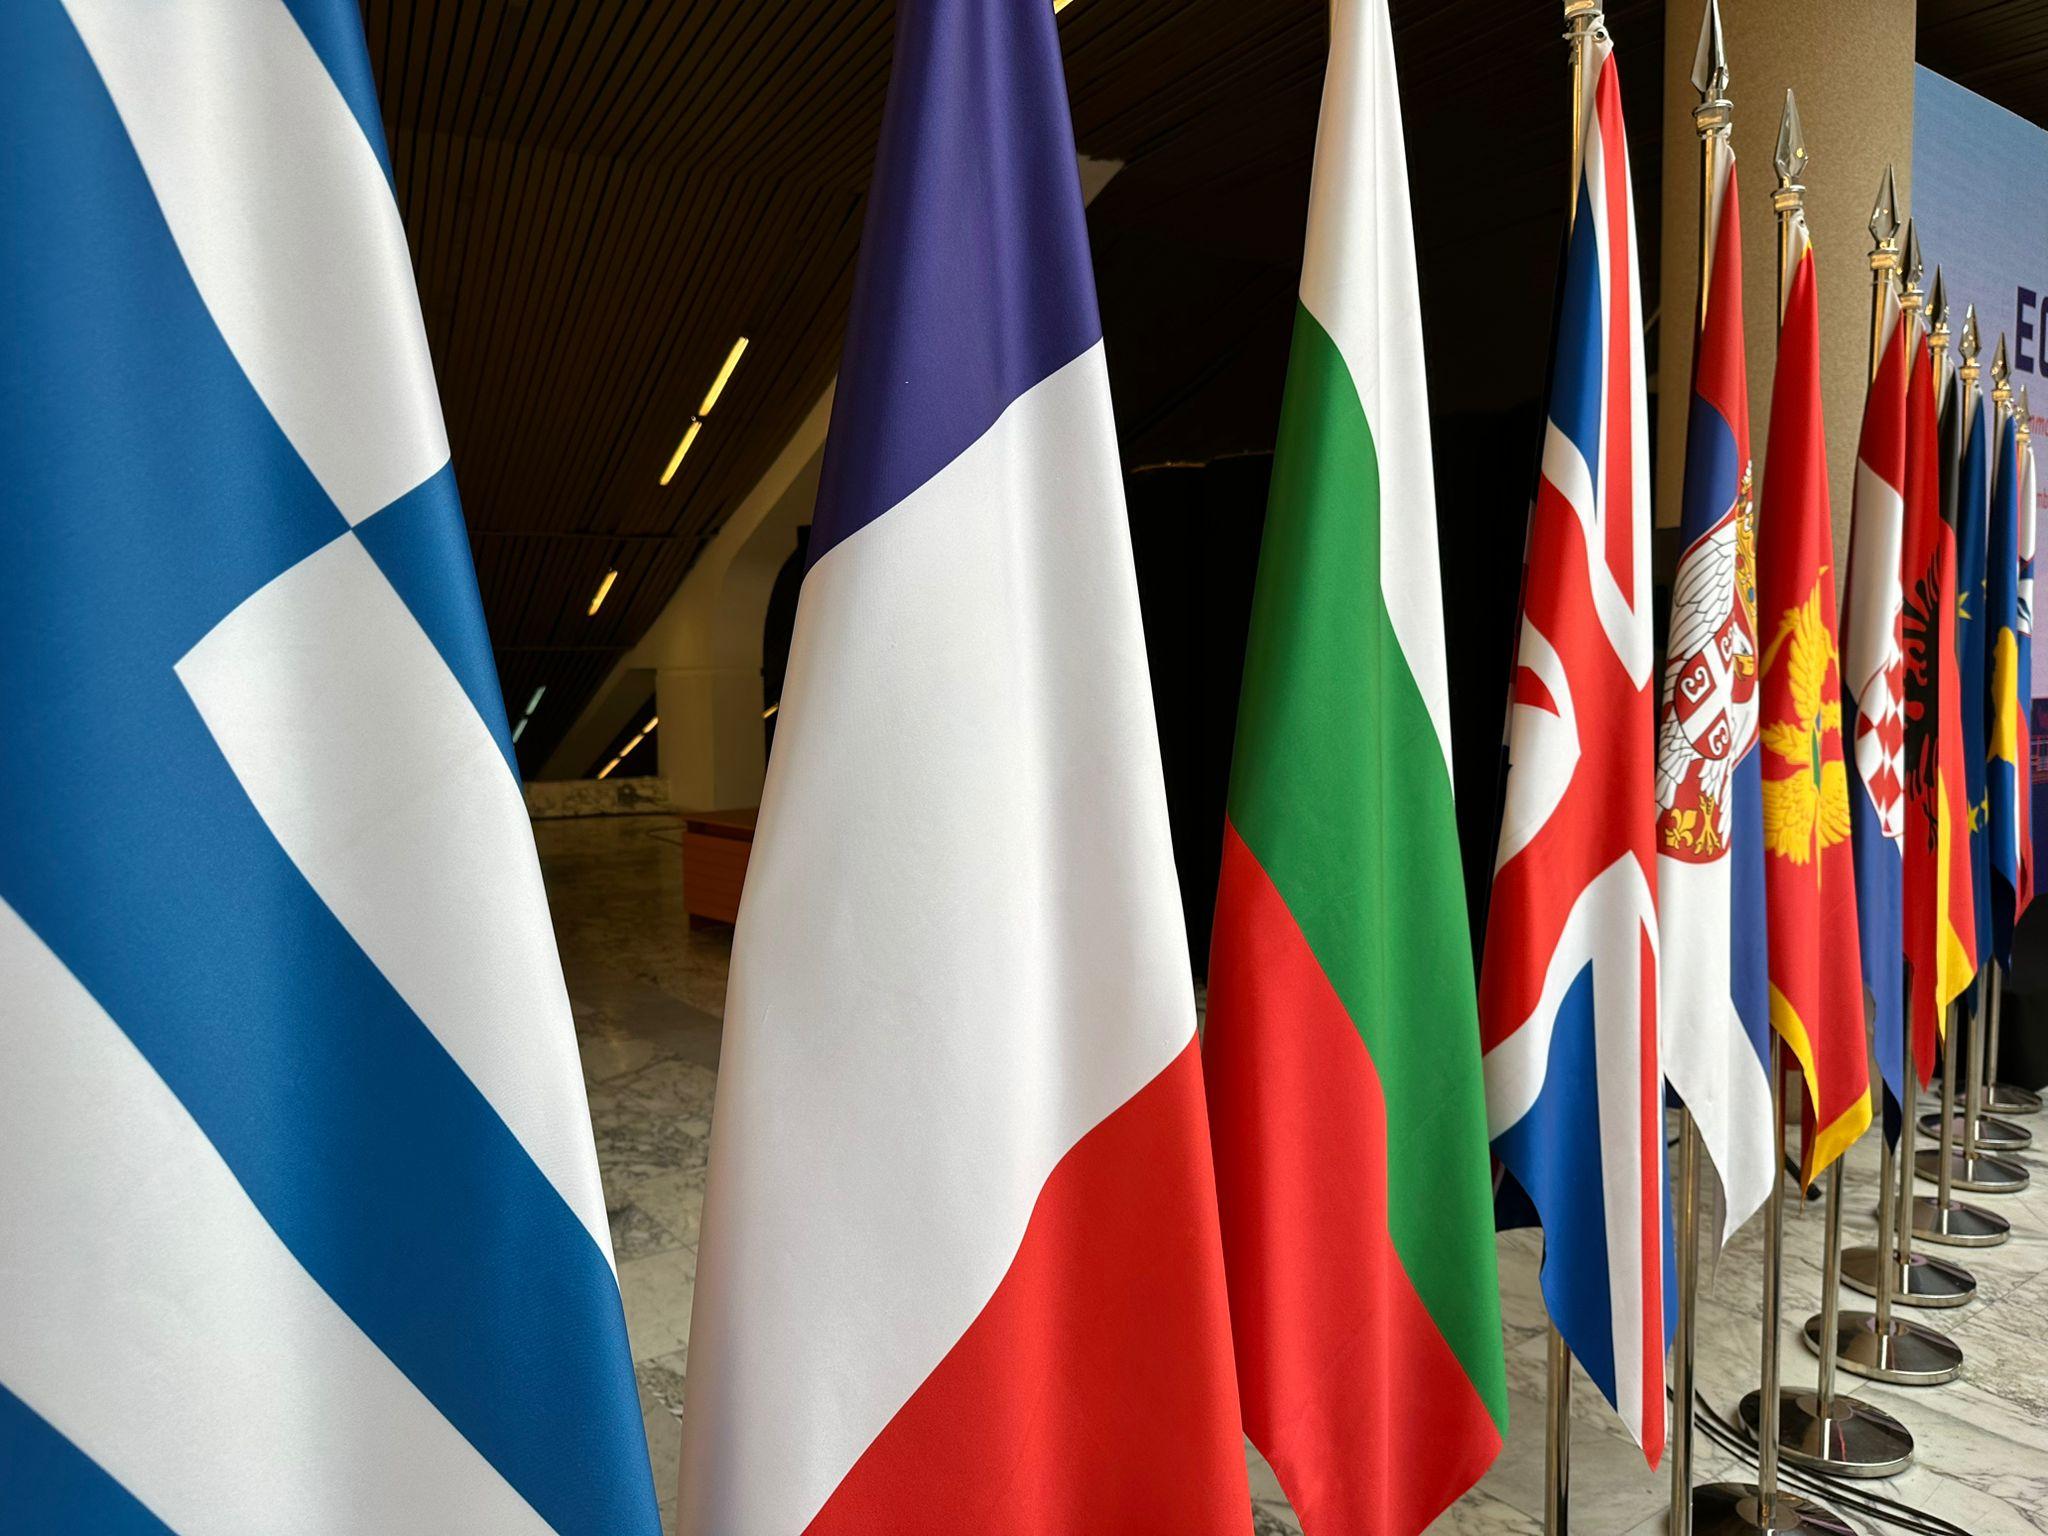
[1656,467,1758,863]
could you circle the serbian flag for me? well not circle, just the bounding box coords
[1654,136,1772,1242]
[1841,278,1908,1122]
[1901,312,1975,1075]
[674,3,1250,1532]
[1479,26,1670,1460]
[1204,2,1508,1530]
[1756,213,1872,1183]
[1989,395,2026,966]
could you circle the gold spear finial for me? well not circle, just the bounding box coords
[1961,303,1982,390]
[1993,333,2013,410]
[2021,386,2033,444]
[1870,164,1900,248]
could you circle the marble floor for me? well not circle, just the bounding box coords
[540,811,2048,1534]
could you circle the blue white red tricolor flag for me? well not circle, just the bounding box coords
[1842,280,1909,1122]
[1654,138,1772,1242]
[1479,26,1671,1461]
[676,3,1249,1532]
[0,2,657,1532]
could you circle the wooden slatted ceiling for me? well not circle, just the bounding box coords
[1919,0,2048,124]
[359,0,1666,775]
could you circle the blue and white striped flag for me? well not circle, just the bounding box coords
[0,3,659,1532]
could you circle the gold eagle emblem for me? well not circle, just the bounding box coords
[1760,579,1851,866]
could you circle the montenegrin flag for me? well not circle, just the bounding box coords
[1653,132,1773,1243]
[1478,25,1670,1461]
[1841,278,1908,1121]
[1989,397,2027,966]
[0,2,658,1532]
[1203,1,1508,1530]
[1757,215,1872,1184]
[675,2,1249,1532]
[1903,313,1976,1066]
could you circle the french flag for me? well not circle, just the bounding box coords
[674,3,1251,1533]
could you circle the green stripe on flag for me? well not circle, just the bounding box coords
[1228,301,1507,1431]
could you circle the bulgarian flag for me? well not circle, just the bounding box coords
[1204,2,1508,1531]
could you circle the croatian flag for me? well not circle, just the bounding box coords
[1842,279,1908,1121]
[1478,26,1671,1461]
[1653,129,1772,1244]
[675,2,1249,1533]
[0,3,657,1533]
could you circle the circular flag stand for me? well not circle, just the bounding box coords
[1912,998,2014,1245]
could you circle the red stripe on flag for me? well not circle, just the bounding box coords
[801,1039,1249,1536]
[1206,822,1503,1536]
[1635,922,1665,1465]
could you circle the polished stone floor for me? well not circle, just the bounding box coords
[539,812,2048,1534]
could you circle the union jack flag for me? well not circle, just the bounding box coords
[1477,25,1670,1462]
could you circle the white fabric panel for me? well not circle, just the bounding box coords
[677,343,1197,1536]
[1296,0,1455,781]
[61,0,449,524]
[0,899,554,1536]
[175,533,611,1263]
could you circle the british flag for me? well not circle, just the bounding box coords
[1477,25,1670,1462]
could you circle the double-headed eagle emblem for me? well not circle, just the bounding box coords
[1657,469,1759,862]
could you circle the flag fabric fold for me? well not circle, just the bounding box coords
[1989,400,2027,967]
[1902,324,1976,1076]
[0,3,657,1532]
[1842,285,1909,1124]
[1478,27,1670,1463]
[2019,431,2037,912]
[1955,371,1995,970]
[674,2,1251,1532]
[1654,143,1772,1241]
[1756,220,1872,1185]
[1203,2,1507,1530]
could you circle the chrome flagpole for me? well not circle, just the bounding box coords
[1912,289,2016,1243]
[1711,99,1862,1532]
[1669,12,1729,1530]
[1841,244,1975,1308]
[1806,179,1961,1397]
[1544,9,1602,1525]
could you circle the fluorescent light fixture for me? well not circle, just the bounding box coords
[512,717,528,743]
[524,686,546,716]
[588,568,619,616]
[661,419,703,485]
[621,733,646,757]
[762,701,780,719]
[597,757,620,780]
[643,716,659,732]
[1054,0,1075,11]
[698,336,749,417]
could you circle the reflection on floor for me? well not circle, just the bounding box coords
[542,813,2048,1534]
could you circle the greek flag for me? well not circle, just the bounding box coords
[0,3,658,1532]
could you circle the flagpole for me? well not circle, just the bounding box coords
[1719,100,1867,1530]
[1668,11,1729,1530]
[1840,238,1975,1310]
[1805,177,1961,1397]
[1545,9,1602,1525]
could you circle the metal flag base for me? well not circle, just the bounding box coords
[1911,1192,2012,1246]
[1839,1245,1975,1306]
[1916,1109,2032,1151]
[1914,1146,2031,1193]
[1805,1310,1964,1385]
[1985,1081,2043,1115]
[1737,1387,1914,1478]
[1692,1480,1859,1534]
